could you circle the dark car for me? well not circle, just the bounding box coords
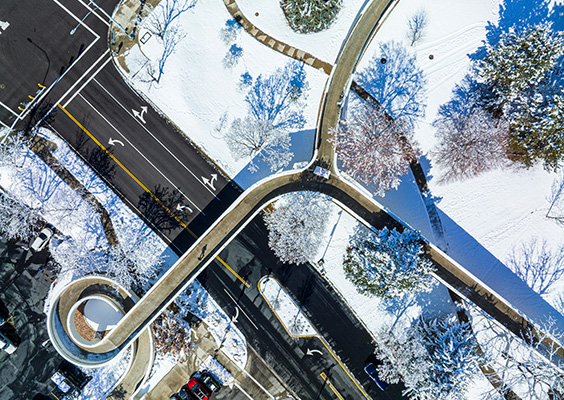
[364,361,389,390]
[182,378,211,400]
[169,390,190,400]
[200,370,221,393]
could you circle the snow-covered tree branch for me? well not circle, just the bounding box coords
[343,224,435,299]
[263,191,331,265]
[329,101,415,196]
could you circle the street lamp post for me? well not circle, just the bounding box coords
[70,4,100,35]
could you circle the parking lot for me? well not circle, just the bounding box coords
[0,236,65,400]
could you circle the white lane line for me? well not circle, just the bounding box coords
[55,49,108,110]
[0,119,9,128]
[77,93,203,212]
[77,0,110,26]
[223,288,259,330]
[0,100,18,117]
[45,122,185,252]
[92,78,221,200]
[18,36,101,124]
[63,53,111,108]
[50,0,99,38]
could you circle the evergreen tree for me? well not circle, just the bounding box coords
[476,24,564,170]
[343,225,435,299]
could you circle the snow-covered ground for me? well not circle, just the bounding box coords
[120,0,327,186]
[236,0,368,63]
[0,126,248,395]
[258,276,317,337]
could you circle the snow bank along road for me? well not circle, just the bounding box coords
[1,0,241,254]
[49,0,564,395]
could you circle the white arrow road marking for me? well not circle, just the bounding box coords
[108,138,124,147]
[232,306,239,323]
[0,21,10,32]
[306,348,323,356]
[202,173,217,191]
[224,289,258,330]
[176,203,193,214]
[132,105,148,124]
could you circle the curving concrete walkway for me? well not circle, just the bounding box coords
[49,1,564,398]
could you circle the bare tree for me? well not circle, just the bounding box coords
[432,106,509,183]
[375,316,483,400]
[329,102,414,197]
[407,10,428,46]
[145,0,196,39]
[263,191,331,265]
[507,239,564,296]
[480,317,564,400]
[150,26,185,83]
[152,309,193,362]
[225,116,292,173]
[0,191,41,242]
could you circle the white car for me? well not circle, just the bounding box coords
[30,227,54,252]
[0,331,16,354]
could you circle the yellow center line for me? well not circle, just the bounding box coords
[320,372,345,400]
[319,337,373,400]
[57,104,249,287]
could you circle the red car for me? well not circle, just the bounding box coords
[182,378,211,400]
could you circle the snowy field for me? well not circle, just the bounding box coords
[236,0,368,63]
[120,0,328,186]
[352,0,564,331]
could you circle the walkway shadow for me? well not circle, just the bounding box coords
[436,206,564,332]
[232,128,315,190]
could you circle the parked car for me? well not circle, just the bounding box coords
[182,378,211,400]
[169,390,190,400]
[364,361,389,390]
[0,330,17,354]
[200,370,222,393]
[30,226,54,252]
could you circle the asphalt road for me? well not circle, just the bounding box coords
[1,0,241,251]
[0,237,66,400]
[198,216,405,400]
[2,0,406,399]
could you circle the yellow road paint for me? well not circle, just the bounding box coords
[258,276,372,400]
[216,256,250,287]
[28,95,35,99]
[57,104,250,288]
[320,372,345,400]
[320,337,372,400]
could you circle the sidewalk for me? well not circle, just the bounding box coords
[138,321,294,400]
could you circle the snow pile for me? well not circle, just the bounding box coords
[258,276,317,337]
[176,280,248,368]
[120,0,327,185]
[200,355,234,385]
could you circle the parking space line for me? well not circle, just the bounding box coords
[63,54,111,108]
[92,78,220,200]
[320,372,345,400]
